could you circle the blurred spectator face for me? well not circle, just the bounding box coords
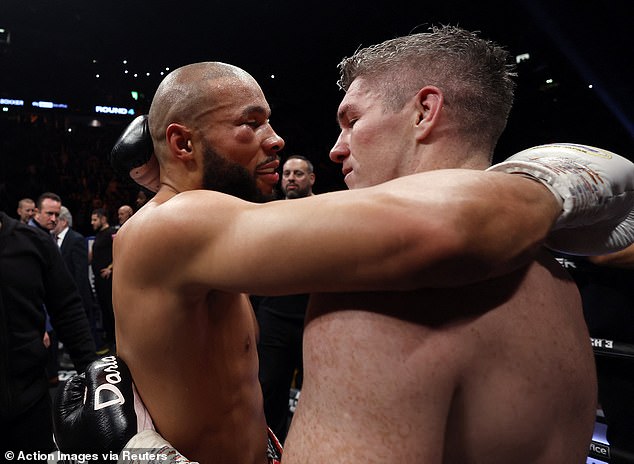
[91,213,106,232]
[136,190,148,209]
[281,158,315,199]
[17,199,36,223]
[35,198,61,231]
[118,205,134,225]
[54,216,68,237]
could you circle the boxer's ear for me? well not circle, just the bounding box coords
[166,123,194,161]
[413,86,444,142]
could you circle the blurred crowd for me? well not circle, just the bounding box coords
[0,113,144,235]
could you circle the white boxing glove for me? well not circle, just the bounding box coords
[487,143,634,255]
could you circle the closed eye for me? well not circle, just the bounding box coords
[240,105,270,128]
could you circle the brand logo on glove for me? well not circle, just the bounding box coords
[94,356,126,411]
[548,143,613,160]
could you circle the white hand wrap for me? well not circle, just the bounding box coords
[487,143,634,255]
[119,430,192,464]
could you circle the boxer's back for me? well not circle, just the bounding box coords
[285,250,596,463]
[112,195,268,464]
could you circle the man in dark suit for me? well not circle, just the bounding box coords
[1,210,97,458]
[54,206,99,349]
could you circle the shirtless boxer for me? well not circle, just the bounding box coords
[282,26,605,463]
[54,46,634,463]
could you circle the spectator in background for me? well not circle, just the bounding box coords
[89,208,116,352]
[280,155,315,199]
[0,211,97,459]
[253,155,315,443]
[117,204,134,228]
[54,206,99,348]
[16,198,36,224]
[135,189,149,210]
[27,192,62,384]
[28,192,61,235]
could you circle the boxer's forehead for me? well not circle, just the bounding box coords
[196,76,270,124]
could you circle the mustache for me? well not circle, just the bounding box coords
[256,155,280,169]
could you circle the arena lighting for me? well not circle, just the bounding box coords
[519,0,634,138]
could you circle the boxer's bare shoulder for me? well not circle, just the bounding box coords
[286,251,595,464]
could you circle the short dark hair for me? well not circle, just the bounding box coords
[284,155,314,174]
[91,208,108,219]
[36,192,61,209]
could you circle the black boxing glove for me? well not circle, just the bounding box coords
[53,355,155,455]
[110,115,161,192]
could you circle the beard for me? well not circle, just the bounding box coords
[283,184,311,199]
[201,142,271,203]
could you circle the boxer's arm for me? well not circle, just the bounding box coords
[145,168,558,295]
[135,142,634,295]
